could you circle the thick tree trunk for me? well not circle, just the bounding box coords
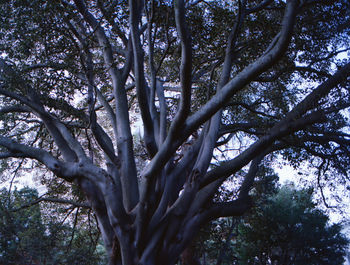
[98,222,203,265]
[181,245,202,265]
[2,1,350,265]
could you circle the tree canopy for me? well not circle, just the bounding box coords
[0,187,105,264]
[182,182,349,265]
[236,185,349,265]
[0,0,350,264]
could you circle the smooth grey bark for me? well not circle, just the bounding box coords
[74,0,140,215]
[1,0,350,264]
[130,0,158,157]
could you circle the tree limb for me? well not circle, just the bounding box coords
[11,197,91,211]
[130,0,157,157]
[185,0,299,134]
[169,0,193,134]
[74,0,139,211]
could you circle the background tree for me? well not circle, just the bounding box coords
[184,173,349,265]
[0,187,49,264]
[236,185,349,265]
[188,165,279,265]
[0,187,105,264]
[0,0,350,264]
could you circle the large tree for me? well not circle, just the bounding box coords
[0,0,349,264]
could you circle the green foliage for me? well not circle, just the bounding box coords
[193,165,279,265]
[0,187,49,264]
[194,179,348,265]
[0,187,105,265]
[0,0,350,263]
[236,185,349,265]
[196,217,238,265]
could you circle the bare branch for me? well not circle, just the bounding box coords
[96,0,128,47]
[0,105,31,114]
[238,156,264,198]
[246,0,274,13]
[317,161,337,209]
[11,197,91,211]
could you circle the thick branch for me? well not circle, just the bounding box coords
[238,156,263,198]
[130,0,157,157]
[0,105,31,114]
[0,136,75,181]
[74,0,139,211]
[192,0,247,180]
[185,0,299,134]
[203,111,327,187]
[169,0,193,134]
[142,0,299,183]
[0,86,78,162]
